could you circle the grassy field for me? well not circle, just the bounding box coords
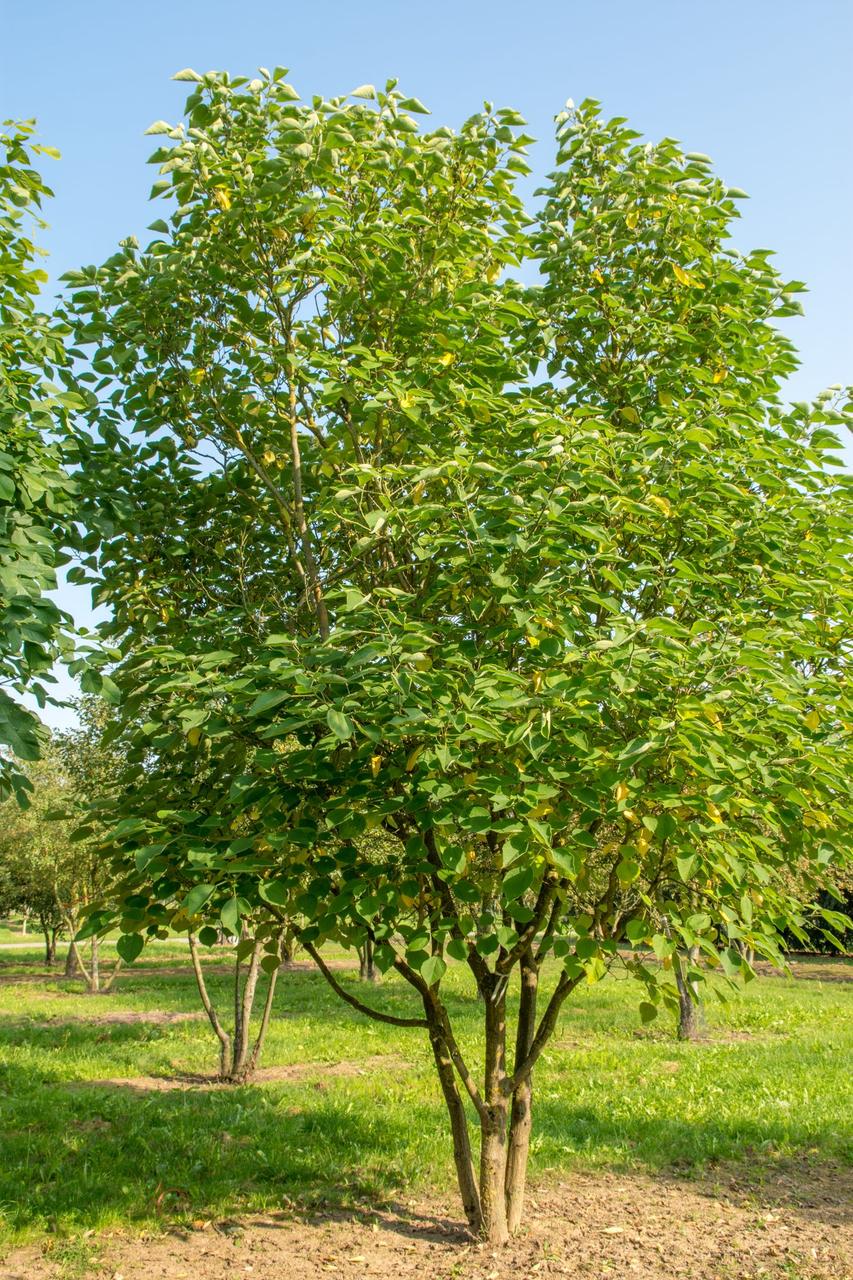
[0,945,850,1254]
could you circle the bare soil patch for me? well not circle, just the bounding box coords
[3,1009,207,1030]
[65,1054,412,1094]
[753,959,853,984]
[2,1163,849,1280]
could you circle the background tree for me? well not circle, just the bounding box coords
[0,753,75,964]
[64,75,852,1244]
[0,123,86,805]
[50,698,126,992]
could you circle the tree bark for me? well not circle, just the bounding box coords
[676,945,701,1040]
[247,963,280,1076]
[189,931,233,1078]
[41,920,57,967]
[90,935,100,994]
[505,952,538,1232]
[423,1002,483,1236]
[479,984,510,1245]
[233,943,263,1078]
[64,942,82,979]
[358,938,380,983]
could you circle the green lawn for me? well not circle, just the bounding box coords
[0,947,850,1247]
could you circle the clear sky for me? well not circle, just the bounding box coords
[2,0,851,725]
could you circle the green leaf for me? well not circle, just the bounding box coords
[184,884,216,915]
[420,954,447,986]
[503,863,534,901]
[326,709,355,740]
[220,896,242,935]
[116,933,144,963]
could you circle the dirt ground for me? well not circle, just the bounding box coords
[66,1053,412,1093]
[2,1163,849,1280]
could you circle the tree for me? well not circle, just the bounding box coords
[50,698,126,992]
[0,754,74,964]
[65,74,852,1244]
[185,914,286,1081]
[0,122,84,805]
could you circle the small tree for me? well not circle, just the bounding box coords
[66,75,852,1243]
[0,755,73,963]
[185,913,286,1081]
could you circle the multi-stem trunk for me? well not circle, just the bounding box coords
[188,932,280,1082]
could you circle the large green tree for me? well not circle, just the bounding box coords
[0,123,84,803]
[65,73,852,1243]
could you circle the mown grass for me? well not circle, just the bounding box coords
[0,946,850,1247]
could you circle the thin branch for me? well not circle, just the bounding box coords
[302,940,428,1028]
[505,969,584,1093]
[188,932,231,1054]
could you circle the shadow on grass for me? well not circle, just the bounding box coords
[1,1062,850,1240]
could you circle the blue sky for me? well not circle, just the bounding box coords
[3,0,851,725]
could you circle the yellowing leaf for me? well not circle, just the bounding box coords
[188,368,207,385]
[212,186,232,211]
[649,494,673,518]
[591,267,605,285]
[187,727,202,747]
[370,754,382,778]
[399,391,417,409]
[625,210,639,229]
[671,263,692,287]
[712,367,727,384]
[706,802,723,823]
[438,351,455,367]
[804,710,820,731]
[531,671,544,694]
[405,746,423,773]
[526,634,540,648]
[614,781,629,803]
[658,390,673,407]
[622,809,639,824]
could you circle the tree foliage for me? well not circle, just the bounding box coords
[63,73,853,1241]
[0,123,84,802]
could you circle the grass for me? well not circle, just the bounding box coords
[0,945,850,1248]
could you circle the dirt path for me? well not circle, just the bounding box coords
[2,1164,849,1280]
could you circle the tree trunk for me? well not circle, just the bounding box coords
[505,953,538,1232]
[358,938,379,983]
[189,932,233,1078]
[64,943,82,979]
[232,943,262,1079]
[87,935,100,993]
[189,933,279,1083]
[423,1004,483,1236]
[676,946,701,1040]
[246,963,280,1076]
[41,921,57,967]
[479,984,510,1245]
